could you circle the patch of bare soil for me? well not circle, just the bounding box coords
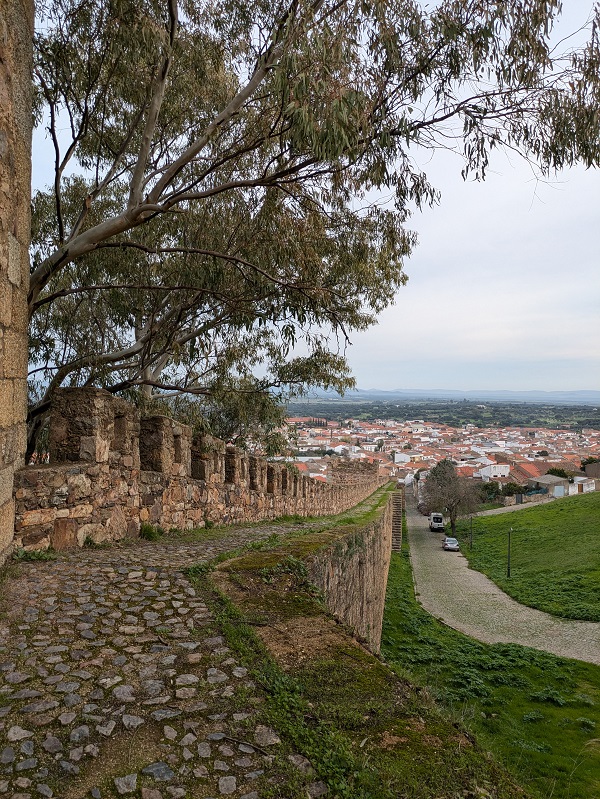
[257,614,366,669]
[61,725,164,799]
[214,570,369,669]
[379,732,408,749]
[449,732,474,748]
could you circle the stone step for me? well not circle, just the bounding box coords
[391,489,404,552]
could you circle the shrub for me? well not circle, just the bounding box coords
[139,523,164,541]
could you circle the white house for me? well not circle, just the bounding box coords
[475,463,511,482]
[569,476,596,495]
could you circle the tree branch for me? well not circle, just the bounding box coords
[128,0,178,209]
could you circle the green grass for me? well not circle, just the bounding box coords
[381,538,600,799]
[455,492,600,620]
[478,500,506,511]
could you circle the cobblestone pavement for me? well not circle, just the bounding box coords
[0,524,322,799]
[406,498,600,665]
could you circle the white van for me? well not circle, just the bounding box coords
[429,512,445,532]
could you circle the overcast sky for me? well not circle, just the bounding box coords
[31,1,600,394]
[345,2,600,392]
[346,151,600,392]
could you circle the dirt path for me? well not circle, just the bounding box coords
[405,497,600,665]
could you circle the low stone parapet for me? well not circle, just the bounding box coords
[307,496,393,653]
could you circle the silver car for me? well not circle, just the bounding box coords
[442,537,460,551]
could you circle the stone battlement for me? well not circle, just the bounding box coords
[14,388,386,551]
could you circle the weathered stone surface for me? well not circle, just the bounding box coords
[307,781,329,797]
[50,518,79,550]
[7,726,33,742]
[141,762,175,782]
[218,776,237,795]
[114,774,137,794]
[0,25,31,551]
[307,496,393,652]
[69,726,89,744]
[0,504,389,799]
[122,715,144,730]
[253,725,281,746]
[41,737,62,754]
[112,685,136,702]
[96,720,116,737]
[288,753,314,774]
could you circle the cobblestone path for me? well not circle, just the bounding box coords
[406,498,600,665]
[0,525,322,799]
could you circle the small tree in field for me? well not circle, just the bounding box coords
[423,460,481,535]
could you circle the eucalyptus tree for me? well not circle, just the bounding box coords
[29,0,600,454]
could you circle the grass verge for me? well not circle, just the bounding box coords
[455,492,600,620]
[381,531,600,799]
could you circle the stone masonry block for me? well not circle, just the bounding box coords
[225,446,240,484]
[139,415,174,474]
[0,496,15,545]
[267,463,282,495]
[0,464,13,506]
[7,232,21,286]
[172,421,192,477]
[1,431,25,482]
[51,517,78,550]
[49,387,115,463]
[10,283,28,333]
[0,380,13,428]
[0,280,11,326]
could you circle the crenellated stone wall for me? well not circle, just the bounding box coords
[0,0,34,563]
[14,388,386,550]
[307,496,393,653]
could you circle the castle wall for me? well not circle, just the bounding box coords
[0,0,33,562]
[307,496,393,653]
[14,388,386,549]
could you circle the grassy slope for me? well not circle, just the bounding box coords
[454,492,600,620]
[197,487,528,799]
[381,543,600,799]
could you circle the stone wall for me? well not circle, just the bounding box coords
[307,495,393,653]
[14,388,386,550]
[0,0,33,562]
[584,462,600,479]
[501,493,554,507]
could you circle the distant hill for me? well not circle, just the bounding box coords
[307,388,600,406]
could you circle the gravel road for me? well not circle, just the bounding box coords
[406,497,600,665]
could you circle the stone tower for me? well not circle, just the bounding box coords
[0,0,34,560]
